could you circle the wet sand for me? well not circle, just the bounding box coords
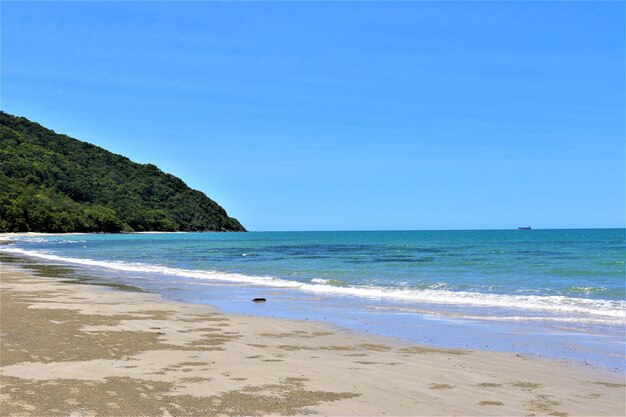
[1,263,624,416]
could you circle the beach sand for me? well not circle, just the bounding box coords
[1,262,624,416]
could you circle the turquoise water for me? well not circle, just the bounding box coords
[2,229,625,370]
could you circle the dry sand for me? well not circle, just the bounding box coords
[0,262,624,416]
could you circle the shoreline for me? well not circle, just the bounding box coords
[0,231,225,239]
[1,240,624,375]
[1,262,625,416]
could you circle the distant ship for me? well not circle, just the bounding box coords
[517,226,532,230]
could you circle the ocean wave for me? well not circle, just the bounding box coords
[311,278,342,286]
[565,286,608,294]
[2,247,625,323]
[369,306,622,325]
[2,237,50,243]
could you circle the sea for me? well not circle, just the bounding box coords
[1,229,624,372]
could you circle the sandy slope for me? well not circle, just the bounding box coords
[0,263,624,416]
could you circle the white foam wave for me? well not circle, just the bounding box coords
[569,286,606,293]
[426,282,449,290]
[370,306,623,325]
[2,247,625,323]
[3,237,50,243]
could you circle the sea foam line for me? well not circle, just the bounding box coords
[2,247,624,322]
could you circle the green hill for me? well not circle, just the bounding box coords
[0,112,245,233]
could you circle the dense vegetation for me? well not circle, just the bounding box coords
[0,112,245,233]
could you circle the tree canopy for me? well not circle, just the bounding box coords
[0,112,245,233]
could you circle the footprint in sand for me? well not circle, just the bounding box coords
[429,383,454,390]
[478,400,504,406]
[476,382,502,388]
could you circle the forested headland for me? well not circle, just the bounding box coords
[0,112,245,233]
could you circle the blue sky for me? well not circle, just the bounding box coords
[2,1,624,231]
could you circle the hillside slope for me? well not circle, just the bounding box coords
[0,112,245,233]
